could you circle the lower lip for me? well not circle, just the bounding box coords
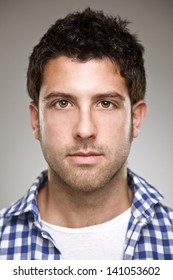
[69,155,102,165]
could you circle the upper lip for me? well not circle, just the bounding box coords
[70,151,101,156]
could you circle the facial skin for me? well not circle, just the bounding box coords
[30,56,146,226]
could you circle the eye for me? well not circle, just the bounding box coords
[54,100,70,108]
[100,101,113,108]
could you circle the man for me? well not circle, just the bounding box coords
[0,8,173,260]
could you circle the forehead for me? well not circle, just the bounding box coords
[41,56,128,99]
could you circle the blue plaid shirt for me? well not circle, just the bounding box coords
[0,169,173,259]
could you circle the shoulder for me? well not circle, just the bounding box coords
[0,197,28,238]
[0,170,48,237]
[0,170,48,221]
[128,169,173,225]
[154,203,173,226]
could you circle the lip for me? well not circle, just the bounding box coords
[71,151,101,156]
[68,151,102,165]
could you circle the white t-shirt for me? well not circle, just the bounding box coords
[41,208,131,260]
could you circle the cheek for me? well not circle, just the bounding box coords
[101,123,131,147]
[39,111,73,141]
[98,111,132,137]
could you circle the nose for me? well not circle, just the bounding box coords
[73,108,97,140]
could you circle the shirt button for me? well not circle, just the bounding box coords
[42,231,48,237]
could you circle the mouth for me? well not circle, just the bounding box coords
[68,151,103,165]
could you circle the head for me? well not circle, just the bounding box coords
[27,7,146,106]
[28,8,146,193]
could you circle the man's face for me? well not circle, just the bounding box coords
[30,56,145,192]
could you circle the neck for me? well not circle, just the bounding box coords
[38,166,133,228]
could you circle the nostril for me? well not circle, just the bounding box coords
[73,112,97,140]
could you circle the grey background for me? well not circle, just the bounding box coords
[0,0,172,209]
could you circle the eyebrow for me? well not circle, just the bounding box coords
[42,92,77,102]
[93,92,125,102]
[42,91,125,102]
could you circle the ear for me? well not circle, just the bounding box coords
[29,101,40,140]
[132,100,147,138]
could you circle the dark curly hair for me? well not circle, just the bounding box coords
[27,7,146,105]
